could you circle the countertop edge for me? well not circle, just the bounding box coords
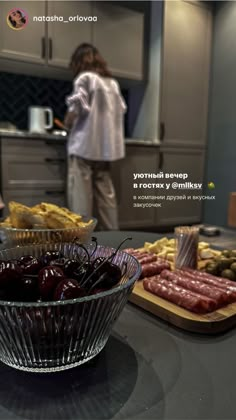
[0,132,162,146]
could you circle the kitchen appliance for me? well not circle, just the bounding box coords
[199,226,221,237]
[28,106,53,133]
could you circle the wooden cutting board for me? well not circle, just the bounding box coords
[129,250,235,334]
[129,281,236,334]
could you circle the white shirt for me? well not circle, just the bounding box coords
[66,71,126,161]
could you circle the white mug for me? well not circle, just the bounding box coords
[28,106,53,133]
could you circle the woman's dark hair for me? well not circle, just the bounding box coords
[70,43,112,78]
[8,10,26,28]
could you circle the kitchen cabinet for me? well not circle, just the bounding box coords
[160,0,212,146]
[0,1,46,63]
[0,1,146,81]
[47,1,92,68]
[0,138,66,215]
[155,147,205,226]
[111,145,159,229]
[92,2,144,80]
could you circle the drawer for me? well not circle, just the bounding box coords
[2,188,66,217]
[2,154,66,189]
[1,138,66,158]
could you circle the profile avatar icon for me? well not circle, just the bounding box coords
[7,8,28,30]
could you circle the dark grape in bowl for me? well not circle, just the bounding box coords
[0,241,141,372]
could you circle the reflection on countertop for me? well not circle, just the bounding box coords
[125,138,161,146]
[0,130,161,146]
[0,129,67,141]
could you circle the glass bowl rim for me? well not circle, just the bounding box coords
[1,217,97,232]
[0,244,141,307]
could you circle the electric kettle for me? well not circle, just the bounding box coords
[28,106,53,133]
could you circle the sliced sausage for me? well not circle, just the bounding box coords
[123,248,136,253]
[177,269,236,298]
[143,277,217,314]
[183,268,236,288]
[123,249,148,258]
[140,261,170,278]
[138,255,157,265]
[160,269,230,306]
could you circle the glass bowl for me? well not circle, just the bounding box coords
[1,217,97,246]
[0,242,141,372]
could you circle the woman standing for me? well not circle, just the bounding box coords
[64,43,126,230]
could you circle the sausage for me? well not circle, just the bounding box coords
[138,255,157,265]
[123,249,148,259]
[124,250,146,257]
[177,269,236,298]
[143,277,217,313]
[123,248,136,253]
[140,261,170,278]
[123,248,134,253]
[160,269,230,306]
[183,268,236,288]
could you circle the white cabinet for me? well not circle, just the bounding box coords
[47,1,92,68]
[160,0,212,146]
[1,138,67,216]
[0,1,46,63]
[92,2,144,80]
[0,1,146,80]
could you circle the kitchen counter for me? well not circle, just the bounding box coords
[0,130,67,141]
[0,130,161,146]
[0,230,235,419]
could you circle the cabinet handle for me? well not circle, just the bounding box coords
[45,158,65,163]
[41,37,46,59]
[45,191,64,195]
[49,38,53,60]
[159,152,164,170]
[160,122,165,142]
[44,140,66,145]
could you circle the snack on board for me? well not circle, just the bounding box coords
[123,248,171,279]
[143,267,236,314]
[143,237,221,262]
[0,201,93,230]
[204,249,236,280]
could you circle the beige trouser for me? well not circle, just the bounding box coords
[67,156,119,230]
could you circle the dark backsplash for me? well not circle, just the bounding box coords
[0,71,130,135]
[0,72,72,130]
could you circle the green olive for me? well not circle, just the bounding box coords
[218,258,232,270]
[205,263,218,276]
[230,262,236,273]
[222,250,231,258]
[221,269,236,281]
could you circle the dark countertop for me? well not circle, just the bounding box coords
[0,129,67,141]
[95,228,236,251]
[0,230,236,419]
[0,130,161,147]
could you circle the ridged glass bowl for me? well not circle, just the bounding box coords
[1,217,97,246]
[0,242,141,372]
